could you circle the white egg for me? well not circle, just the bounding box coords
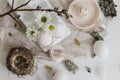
[94,41,109,58]
[37,33,52,46]
[52,71,68,80]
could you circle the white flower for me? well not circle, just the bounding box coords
[35,11,53,27]
[43,23,56,35]
[43,21,66,38]
[26,26,39,41]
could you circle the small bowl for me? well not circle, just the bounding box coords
[68,0,100,30]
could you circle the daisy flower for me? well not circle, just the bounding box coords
[44,23,56,35]
[26,25,39,41]
[35,11,53,27]
[43,21,66,38]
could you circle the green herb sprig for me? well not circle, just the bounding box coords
[64,60,79,74]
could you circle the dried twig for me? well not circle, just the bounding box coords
[15,0,31,10]
[0,0,31,17]
[0,0,71,18]
[16,8,72,19]
[0,0,71,29]
[8,14,23,28]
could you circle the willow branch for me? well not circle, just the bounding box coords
[0,0,31,17]
[0,0,71,19]
[0,0,71,28]
[15,0,31,10]
[18,8,72,19]
[16,8,66,15]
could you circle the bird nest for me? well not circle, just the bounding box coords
[6,47,34,76]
